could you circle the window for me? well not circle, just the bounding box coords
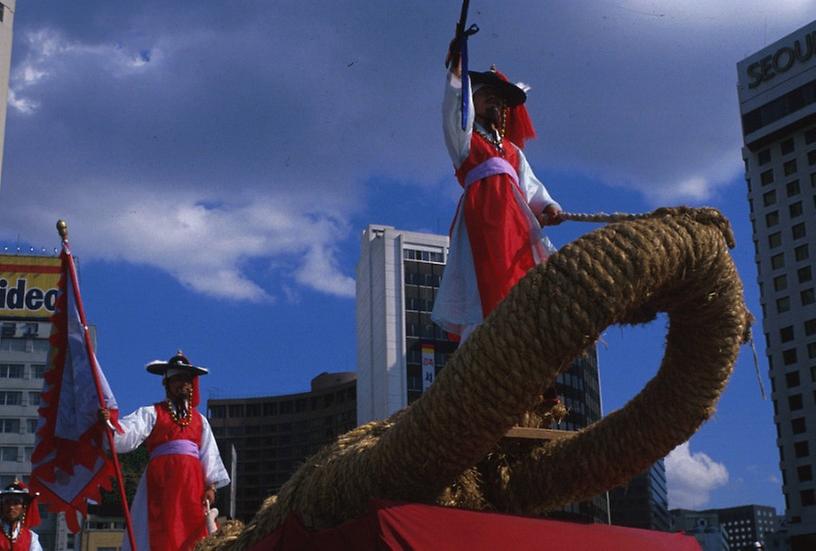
[0,365,23,379]
[763,190,777,206]
[790,201,804,218]
[777,297,791,313]
[24,448,32,462]
[793,223,807,240]
[0,447,17,462]
[795,440,810,457]
[768,232,782,248]
[792,417,807,433]
[783,348,798,365]
[785,159,798,176]
[807,128,816,144]
[774,275,788,291]
[809,342,816,359]
[802,489,816,506]
[782,139,795,155]
[803,289,815,306]
[795,244,809,261]
[227,404,244,418]
[761,169,774,185]
[766,211,780,227]
[806,318,816,336]
[27,392,39,406]
[0,419,20,433]
[0,392,21,406]
[0,323,14,338]
[798,465,813,481]
[790,394,804,410]
[27,419,38,433]
[788,180,802,196]
[800,266,813,283]
[781,326,795,342]
[209,405,225,418]
[31,365,45,379]
[787,371,801,387]
[771,253,785,269]
[759,149,772,165]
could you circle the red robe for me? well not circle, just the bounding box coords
[144,403,207,551]
[454,131,542,317]
[0,526,32,551]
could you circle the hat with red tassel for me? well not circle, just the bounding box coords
[469,67,537,149]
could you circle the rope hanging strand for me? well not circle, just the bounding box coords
[197,207,752,551]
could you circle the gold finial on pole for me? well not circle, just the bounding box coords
[56,219,68,241]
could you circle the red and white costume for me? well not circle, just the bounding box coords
[0,524,41,551]
[433,70,560,340]
[114,402,229,551]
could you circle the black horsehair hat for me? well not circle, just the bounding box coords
[146,350,208,378]
[468,68,527,107]
[0,482,37,504]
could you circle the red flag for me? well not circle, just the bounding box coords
[29,248,122,533]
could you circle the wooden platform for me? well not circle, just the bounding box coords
[503,427,572,440]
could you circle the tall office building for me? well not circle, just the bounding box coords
[609,460,670,531]
[207,372,357,521]
[355,224,608,522]
[0,1,15,188]
[737,20,816,549]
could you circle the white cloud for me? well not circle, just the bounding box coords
[1,185,354,302]
[294,244,355,298]
[666,442,729,509]
[7,89,39,114]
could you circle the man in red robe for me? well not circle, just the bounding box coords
[0,482,42,551]
[433,43,563,342]
[100,352,229,551]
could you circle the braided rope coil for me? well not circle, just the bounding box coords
[199,207,750,550]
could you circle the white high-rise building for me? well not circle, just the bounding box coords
[355,225,453,424]
[0,1,15,188]
[738,20,816,549]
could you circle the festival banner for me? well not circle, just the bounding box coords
[0,254,61,319]
[421,344,435,391]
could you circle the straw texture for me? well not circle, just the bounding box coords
[198,207,750,551]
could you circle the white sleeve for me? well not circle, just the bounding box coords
[29,531,42,551]
[442,71,475,169]
[517,147,560,216]
[112,406,156,453]
[199,416,230,489]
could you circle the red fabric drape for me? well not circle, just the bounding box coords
[248,500,702,551]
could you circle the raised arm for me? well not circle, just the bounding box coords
[442,47,474,169]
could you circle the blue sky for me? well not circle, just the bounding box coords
[2,0,815,512]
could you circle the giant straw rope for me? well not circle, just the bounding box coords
[199,207,751,550]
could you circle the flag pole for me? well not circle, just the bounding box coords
[56,220,138,551]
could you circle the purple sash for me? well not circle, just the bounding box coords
[150,439,199,461]
[463,157,519,188]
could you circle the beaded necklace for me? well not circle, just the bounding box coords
[475,108,508,152]
[166,400,192,427]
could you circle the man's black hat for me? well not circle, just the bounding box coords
[0,482,37,505]
[469,69,527,107]
[146,350,208,377]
